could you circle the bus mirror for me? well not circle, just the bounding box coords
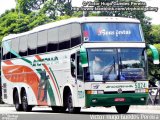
[80,46,88,67]
[147,44,159,64]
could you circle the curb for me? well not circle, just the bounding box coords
[0,104,14,107]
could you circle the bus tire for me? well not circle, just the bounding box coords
[21,90,32,112]
[115,105,130,114]
[51,106,66,113]
[13,91,23,111]
[66,92,81,113]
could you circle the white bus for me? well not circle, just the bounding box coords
[1,17,159,113]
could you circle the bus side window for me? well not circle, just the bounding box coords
[37,30,47,54]
[28,33,37,55]
[71,23,81,47]
[2,42,7,60]
[11,37,19,58]
[47,28,58,52]
[59,24,71,50]
[5,40,11,59]
[77,53,83,80]
[19,35,28,56]
[71,54,76,77]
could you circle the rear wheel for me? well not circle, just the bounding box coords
[115,105,130,114]
[13,91,23,111]
[66,92,81,113]
[21,90,32,112]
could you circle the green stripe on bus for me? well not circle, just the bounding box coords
[49,68,62,101]
[85,93,148,107]
[8,47,32,65]
[21,57,32,65]
[47,83,56,105]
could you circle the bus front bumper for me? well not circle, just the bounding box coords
[85,93,148,107]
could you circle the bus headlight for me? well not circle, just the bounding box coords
[86,90,104,94]
[97,90,104,94]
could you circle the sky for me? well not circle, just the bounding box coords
[0,0,160,25]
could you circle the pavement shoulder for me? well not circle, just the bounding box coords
[0,104,13,107]
[131,105,160,110]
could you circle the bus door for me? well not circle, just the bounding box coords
[76,52,85,106]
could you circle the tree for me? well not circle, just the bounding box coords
[16,0,48,14]
[150,25,160,43]
[148,44,160,82]
[16,0,73,19]
[0,9,51,42]
[147,25,160,82]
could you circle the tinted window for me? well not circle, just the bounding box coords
[82,23,143,42]
[119,48,146,80]
[28,33,37,55]
[47,28,58,52]
[59,24,71,50]
[4,40,11,59]
[37,30,47,53]
[71,54,76,77]
[19,35,28,56]
[77,54,83,80]
[11,38,19,58]
[1,47,3,60]
[71,23,81,47]
[2,42,7,60]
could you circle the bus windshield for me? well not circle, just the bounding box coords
[82,23,144,42]
[86,48,146,81]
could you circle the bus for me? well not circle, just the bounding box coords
[1,17,159,113]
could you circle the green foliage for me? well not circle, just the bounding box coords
[16,0,48,14]
[27,12,52,28]
[150,25,160,43]
[16,0,73,19]
[0,9,51,41]
[147,25,160,81]
[56,15,71,21]
[147,44,160,81]
[72,11,83,17]
[39,0,57,19]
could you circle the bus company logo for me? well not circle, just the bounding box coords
[97,28,131,37]
[32,56,59,67]
[92,84,100,89]
[83,31,89,41]
[97,28,114,36]
[97,28,103,35]
[117,88,123,94]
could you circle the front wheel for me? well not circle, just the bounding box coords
[66,92,81,113]
[115,105,130,114]
[21,91,32,112]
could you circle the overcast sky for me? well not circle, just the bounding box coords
[0,0,159,24]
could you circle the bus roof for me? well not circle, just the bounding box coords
[2,16,140,41]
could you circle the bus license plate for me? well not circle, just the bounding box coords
[114,98,125,102]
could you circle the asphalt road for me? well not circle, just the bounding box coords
[0,105,160,120]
